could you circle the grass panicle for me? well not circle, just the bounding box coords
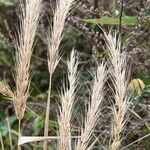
[104,31,130,150]
[76,62,106,150]
[14,0,42,120]
[44,0,75,149]
[58,50,79,150]
[47,0,76,75]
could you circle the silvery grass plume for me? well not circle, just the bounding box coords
[14,0,42,120]
[75,62,106,150]
[58,50,79,150]
[44,0,75,149]
[104,31,130,150]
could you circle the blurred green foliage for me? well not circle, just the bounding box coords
[0,0,13,6]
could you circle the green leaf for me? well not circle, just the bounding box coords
[33,117,44,135]
[24,111,33,120]
[0,116,17,136]
[82,16,150,26]
[131,92,143,104]
[146,9,150,16]
[0,125,8,136]
[137,75,150,86]
[143,85,150,93]
[49,120,58,128]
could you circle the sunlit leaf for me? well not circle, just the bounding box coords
[143,85,150,93]
[82,16,150,26]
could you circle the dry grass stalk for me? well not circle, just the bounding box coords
[104,31,130,150]
[58,50,78,150]
[14,0,42,120]
[44,0,75,149]
[76,62,106,150]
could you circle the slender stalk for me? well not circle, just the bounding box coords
[121,133,150,150]
[0,131,4,150]
[119,0,124,35]
[18,120,21,150]
[43,76,52,149]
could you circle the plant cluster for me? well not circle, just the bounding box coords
[0,0,150,150]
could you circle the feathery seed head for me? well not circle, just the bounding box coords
[76,62,106,150]
[14,0,42,120]
[58,50,78,150]
[47,0,75,75]
[104,31,130,150]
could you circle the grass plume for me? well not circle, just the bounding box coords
[44,0,75,149]
[14,0,42,120]
[57,50,79,150]
[104,31,130,150]
[76,62,106,150]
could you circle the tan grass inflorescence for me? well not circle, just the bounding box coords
[44,0,75,149]
[58,50,79,150]
[104,32,130,150]
[14,0,42,120]
[76,62,106,150]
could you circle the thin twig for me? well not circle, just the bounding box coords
[119,0,124,35]
[121,133,150,150]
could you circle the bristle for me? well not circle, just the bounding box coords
[0,81,14,99]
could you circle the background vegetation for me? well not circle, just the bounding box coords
[0,0,150,149]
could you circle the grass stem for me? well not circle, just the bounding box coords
[43,75,52,150]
